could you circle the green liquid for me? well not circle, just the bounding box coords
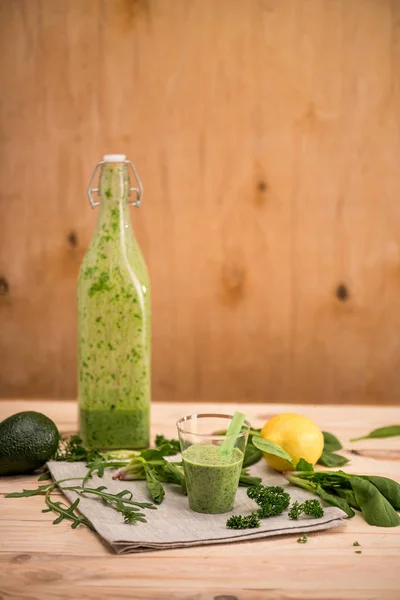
[80,408,149,449]
[182,445,244,514]
[78,163,151,450]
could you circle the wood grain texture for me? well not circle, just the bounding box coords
[1,400,400,600]
[1,0,400,403]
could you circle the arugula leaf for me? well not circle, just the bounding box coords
[5,484,53,498]
[350,476,400,527]
[322,431,342,452]
[296,458,314,472]
[144,464,165,504]
[318,452,349,467]
[350,425,400,442]
[38,470,53,481]
[252,436,295,467]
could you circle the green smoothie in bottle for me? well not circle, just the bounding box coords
[78,154,150,449]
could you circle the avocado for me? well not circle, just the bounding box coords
[0,411,59,476]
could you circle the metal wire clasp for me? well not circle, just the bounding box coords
[87,159,144,208]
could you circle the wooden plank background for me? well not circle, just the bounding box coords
[0,0,400,404]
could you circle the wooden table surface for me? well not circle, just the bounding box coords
[0,400,399,600]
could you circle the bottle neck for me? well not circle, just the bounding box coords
[96,163,132,235]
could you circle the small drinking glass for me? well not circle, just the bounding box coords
[176,413,250,514]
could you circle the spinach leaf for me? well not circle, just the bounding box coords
[335,488,361,510]
[296,458,314,472]
[360,475,400,510]
[350,476,400,527]
[318,452,349,467]
[144,464,165,504]
[252,436,295,467]
[239,471,262,487]
[350,425,400,442]
[242,439,263,468]
[315,484,355,518]
[322,431,342,452]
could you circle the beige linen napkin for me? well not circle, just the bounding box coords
[47,460,347,554]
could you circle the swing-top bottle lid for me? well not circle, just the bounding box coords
[103,154,126,163]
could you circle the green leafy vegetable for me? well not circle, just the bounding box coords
[288,499,324,520]
[144,464,165,504]
[335,488,360,510]
[54,435,100,462]
[350,476,400,528]
[226,513,260,529]
[297,534,308,544]
[296,458,314,472]
[322,431,342,452]
[247,485,291,518]
[252,436,295,467]
[226,485,290,529]
[360,475,400,510]
[5,476,155,528]
[318,451,349,467]
[317,432,348,468]
[350,425,400,442]
[238,471,262,487]
[284,469,400,526]
[353,541,361,546]
[154,435,180,454]
[284,472,355,517]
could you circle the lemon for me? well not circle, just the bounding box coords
[260,413,324,472]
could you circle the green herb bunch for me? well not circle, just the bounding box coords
[227,484,302,529]
[284,465,400,527]
[288,499,324,520]
[247,484,291,518]
[6,477,155,529]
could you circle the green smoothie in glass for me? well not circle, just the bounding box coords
[177,413,249,514]
[78,155,150,449]
[182,444,244,513]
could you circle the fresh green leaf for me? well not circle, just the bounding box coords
[252,436,295,467]
[54,435,100,462]
[297,534,308,544]
[350,476,400,527]
[154,434,180,454]
[353,541,361,546]
[322,431,342,452]
[296,458,314,472]
[5,484,53,498]
[360,476,400,510]
[144,464,165,504]
[315,484,355,518]
[242,440,263,468]
[38,471,53,481]
[140,448,169,463]
[318,452,349,467]
[226,513,260,529]
[350,425,400,442]
[239,472,262,487]
[335,488,361,510]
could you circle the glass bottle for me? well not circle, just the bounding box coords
[78,154,150,449]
